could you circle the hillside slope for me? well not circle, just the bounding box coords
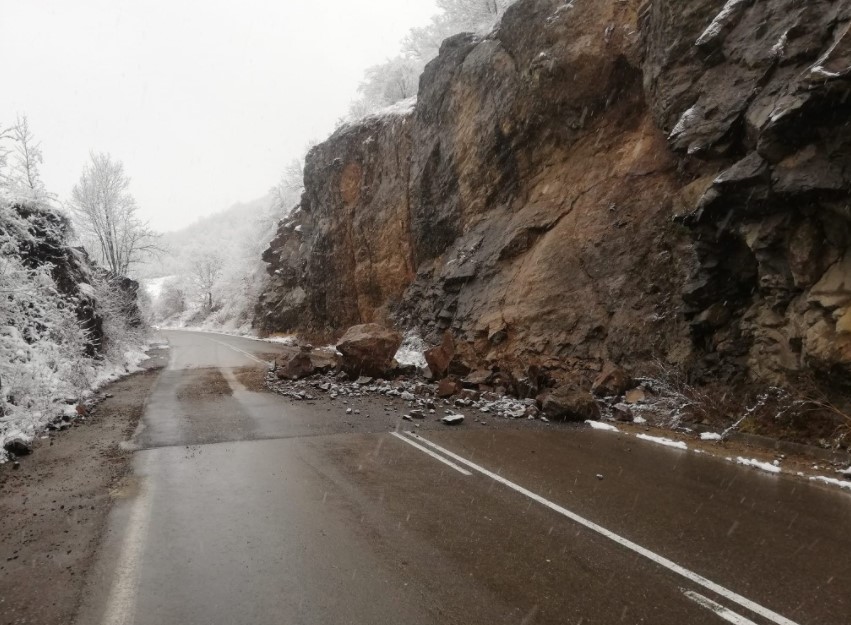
[0,201,146,457]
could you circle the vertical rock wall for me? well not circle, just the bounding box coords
[258,0,851,391]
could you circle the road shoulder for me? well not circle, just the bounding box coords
[0,350,165,625]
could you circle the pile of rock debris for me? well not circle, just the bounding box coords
[266,324,662,427]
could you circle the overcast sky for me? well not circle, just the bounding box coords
[0,0,436,231]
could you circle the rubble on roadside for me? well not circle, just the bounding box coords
[265,369,544,423]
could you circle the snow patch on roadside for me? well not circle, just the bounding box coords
[700,432,723,441]
[635,434,688,450]
[263,335,298,345]
[735,457,781,474]
[585,420,619,432]
[809,475,851,491]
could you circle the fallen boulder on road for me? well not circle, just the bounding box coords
[541,386,601,422]
[441,414,465,426]
[336,323,402,378]
[275,345,340,380]
[276,348,316,380]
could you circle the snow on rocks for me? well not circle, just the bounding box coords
[694,0,749,47]
[2,433,33,457]
[394,333,428,370]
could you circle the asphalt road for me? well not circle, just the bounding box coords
[75,330,851,625]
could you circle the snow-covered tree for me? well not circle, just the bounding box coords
[68,152,158,276]
[271,157,305,214]
[158,280,187,319]
[7,115,49,202]
[354,56,421,114]
[348,0,515,118]
[190,251,223,312]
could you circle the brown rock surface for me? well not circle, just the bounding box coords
[258,0,851,398]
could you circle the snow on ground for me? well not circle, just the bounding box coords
[809,476,851,491]
[585,420,619,432]
[700,432,723,441]
[734,457,781,474]
[635,433,688,450]
[263,335,298,345]
[0,343,151,463]
[368,96,417,120]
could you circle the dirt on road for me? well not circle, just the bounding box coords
[0,349,166,625]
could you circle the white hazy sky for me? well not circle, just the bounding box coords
[0,0,436,231]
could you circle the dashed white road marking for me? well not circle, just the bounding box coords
[390,432,472,475]
[405,431,800,625]
[683,590,760,625]
[207,337,271,366]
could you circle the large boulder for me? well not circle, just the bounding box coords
[541,386,601,422]
[275,347,317,380]
[591,363,634,398]
[425,331,455,379]
[336,324,402,377]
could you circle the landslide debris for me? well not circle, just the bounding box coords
[258,0,851,446]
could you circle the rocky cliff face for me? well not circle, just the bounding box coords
[258,0,851,394]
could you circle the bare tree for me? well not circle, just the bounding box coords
[68,152,159,276]
[158,280,187,320]
[8,115,49,202]
[0,122,14,193]
[190,252,223,311]
[271,157,305,212]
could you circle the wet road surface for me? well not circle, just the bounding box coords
[75,330,851,625]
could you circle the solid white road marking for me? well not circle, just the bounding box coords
[207,337,270,366]
[101,465,153,625]
[683,590,760,625]
[406,432,800,625]
[390,432,472,476]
